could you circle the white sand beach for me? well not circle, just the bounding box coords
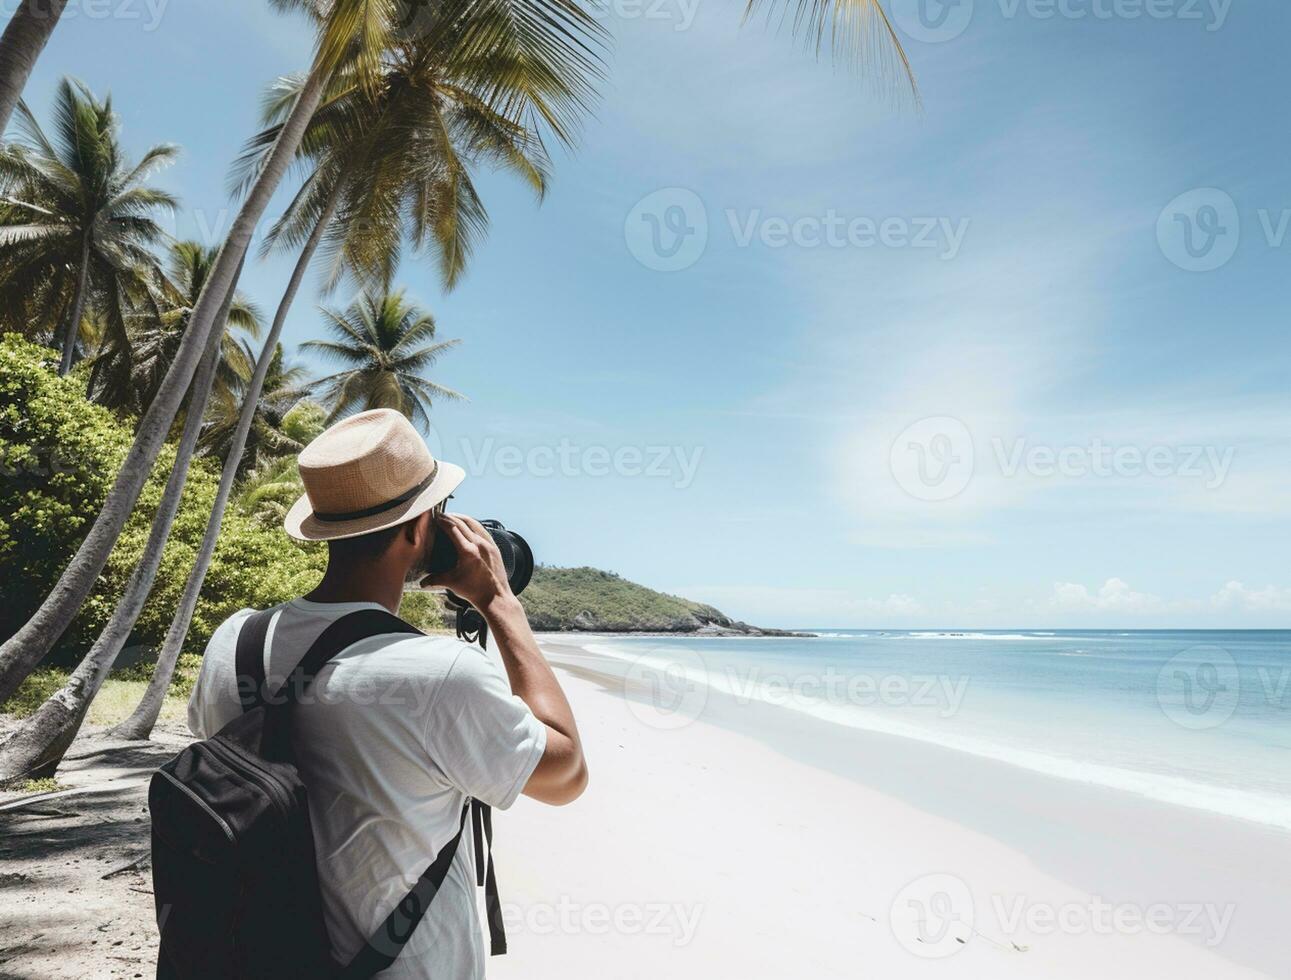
[2,635,1285,979]
[487,637,1287,980]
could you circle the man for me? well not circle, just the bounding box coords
[187,409,587,978]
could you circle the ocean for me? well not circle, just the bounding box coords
[574,630,1291,832]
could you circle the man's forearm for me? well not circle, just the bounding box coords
[481,595,586,803]
[481,594,577,736]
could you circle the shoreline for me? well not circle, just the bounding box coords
[532,628,818,639]
[0,638,1281,978]
[526,635,1288,978]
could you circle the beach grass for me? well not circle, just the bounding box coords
[1,658,198,727]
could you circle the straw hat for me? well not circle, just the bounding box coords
[284,409,464,542]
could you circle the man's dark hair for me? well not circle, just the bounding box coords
[326,520,410,563]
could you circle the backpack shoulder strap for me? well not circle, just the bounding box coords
[267,608,421,707]
[246,607,492,978]
[339,799,506,979]
[235,609,275,711]
[290,608,420,697]
[339,801,472,980]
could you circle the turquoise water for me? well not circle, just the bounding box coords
[582,630,1291,831]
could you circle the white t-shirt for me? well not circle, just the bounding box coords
[187,598,547,979]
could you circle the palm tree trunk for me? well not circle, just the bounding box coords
[0,59,330,707]
[0,281,233,783]
[110,187,344,742]
[57,234,90,375]
[0,0,68,138]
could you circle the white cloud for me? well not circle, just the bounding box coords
[1210,581,1291,613]
[1048,577,1165,613]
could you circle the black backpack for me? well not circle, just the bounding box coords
[149,608,506,979]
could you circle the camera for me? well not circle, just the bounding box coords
[425,518,534,597]
[423,518,533,649]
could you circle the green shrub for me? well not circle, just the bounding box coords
[170,652,204,699]
[0,335,327,666]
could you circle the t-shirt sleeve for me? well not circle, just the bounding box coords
[425,642,548,810]
[187,609,253,739]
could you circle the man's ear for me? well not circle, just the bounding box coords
[406,510,432,548]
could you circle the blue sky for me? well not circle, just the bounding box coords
[18,0,1290,628]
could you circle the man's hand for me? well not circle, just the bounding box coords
[422,512,587,806]
[419,513,511,611]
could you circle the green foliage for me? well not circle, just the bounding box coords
[185,507,325,649]
[18,777,62,793]
[1,668,67,717]
[169,652,204,699]
[398,590,452,634]
[0,335,325,666]
[110,651,203,699]
[0,78,178,359]
[303,288,463,428]
[519,566,731,632]
[1,661,195,729]
[281,399,326,446]
[87,241,263,416]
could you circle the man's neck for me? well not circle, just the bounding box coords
[304,563,405,615]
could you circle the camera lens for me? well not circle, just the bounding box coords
[426,517,534,596]
[480,520,534,596]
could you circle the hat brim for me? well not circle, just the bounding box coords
[283,461,465,542]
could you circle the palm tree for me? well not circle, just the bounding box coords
[201,342,310,477]
[0,0,69,137]
[87,242,264,415]
[243,0,599,294]
[305,288,463,427]
[0,0,397,704]
[0,279,240,782]
[0,78,178,374]
[237,455,308,528]
[105,0,605,743]
[0,0,915,707]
